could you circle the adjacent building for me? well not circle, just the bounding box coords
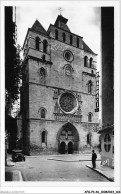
[99,7,114,168]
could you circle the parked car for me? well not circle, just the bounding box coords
[12,150,25,162]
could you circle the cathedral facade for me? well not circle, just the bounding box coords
[21,15,99,155]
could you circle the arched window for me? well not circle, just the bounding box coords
[65,65,73,76]
[88,112,92,122]
[43,39,48,53]
[63,32,66,42]
[42,131,46,143]
[87,133,92,145]
[84,56,88,67]
[90,57,93,68]
[55,29,58,40]
[35,37,40,50]
[104,134,111,152]
[88,80,92,93]
[70,34,73,45]
[41,109,45,118]
[41,130,47,145]
[40,67,46,84]
[40,108,46,118]
[77,37,79,48]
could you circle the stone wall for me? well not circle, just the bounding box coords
[21,18,99,155]
[48,25,83,49]
[28,120,99,155]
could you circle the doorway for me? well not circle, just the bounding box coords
[68,141,73,154]
[60,142,66,154]
[57,122,79,154]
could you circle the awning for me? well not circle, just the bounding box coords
[98,125,114,134]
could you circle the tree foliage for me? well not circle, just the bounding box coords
[5,7,22,113]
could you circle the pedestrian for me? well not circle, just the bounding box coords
[92,150,97,168]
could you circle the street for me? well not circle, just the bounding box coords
[6,154,110,182]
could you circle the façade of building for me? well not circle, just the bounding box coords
[20,15,100,155]
[98,7,114,168]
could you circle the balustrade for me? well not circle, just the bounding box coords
[54,113,82,123]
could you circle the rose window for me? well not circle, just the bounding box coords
[65,52,71,60]
[58,92,78,114]
[63,50,74,62]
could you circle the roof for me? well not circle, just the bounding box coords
[31,20,48,35]
[55,15,68,25]
[54,15,71,32]
[23,16,97,56]
[83,40,97,55]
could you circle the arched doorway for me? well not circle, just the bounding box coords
[60,142,66,154]
[68,141,73,154]
[57,122,79,154]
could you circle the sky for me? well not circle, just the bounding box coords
[16,2,101,70]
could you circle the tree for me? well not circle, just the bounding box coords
[5,7,22,113]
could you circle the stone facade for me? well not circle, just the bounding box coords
[20,15,99,155]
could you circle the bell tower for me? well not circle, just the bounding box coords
[21,14,99,155]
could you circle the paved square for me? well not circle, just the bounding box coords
[6,154,110,182]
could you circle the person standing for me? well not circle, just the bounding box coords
[92,150,97,168]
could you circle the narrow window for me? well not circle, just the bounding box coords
[42,131,46,143]
[70,34,73,45]
[43,39,48,53]
[35,37,40,50]
[40,67,46,84]
[88,113,92,122]
[84,56,88,67]
[41,108,46,118]
[88,81,92,93]
[90,58,93,68]
[87,134,90,144]
[77,37,79,48]
[55,29,58,40]
[87,133,91,145]
[63,32,66,42]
